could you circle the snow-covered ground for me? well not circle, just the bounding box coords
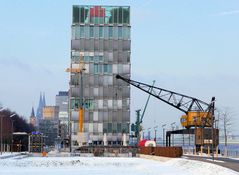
[0,156,238,175]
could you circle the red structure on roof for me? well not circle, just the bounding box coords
[90,6,105,17]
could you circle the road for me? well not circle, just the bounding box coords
[184,155,239,172]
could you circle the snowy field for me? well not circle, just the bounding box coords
[0,156,238,175]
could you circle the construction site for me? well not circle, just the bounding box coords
[1,2,239,175]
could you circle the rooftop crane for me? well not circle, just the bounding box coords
[116,74,215,129]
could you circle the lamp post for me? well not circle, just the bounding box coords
[162,124,166,146]
[171,122,176,146]
[154,125,158,143]
[10,114,16,153]
[147,128,151,140]
[142,129,145,139]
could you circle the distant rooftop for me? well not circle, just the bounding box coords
[57,91,69,96]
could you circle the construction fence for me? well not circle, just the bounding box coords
[138,146,183,158]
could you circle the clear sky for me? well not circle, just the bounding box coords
[0,0,239,135]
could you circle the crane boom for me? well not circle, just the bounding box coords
[116,74,211,115]
[140,80,155,122]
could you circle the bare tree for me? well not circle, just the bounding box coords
[218,108,234,157]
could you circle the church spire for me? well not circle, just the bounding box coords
[36,92,43,119]
[42,92,46,107]
[31,106,35,117]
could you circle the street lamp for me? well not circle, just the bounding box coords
[147,128,151,140]
[154,125,158,143]
[142,128,145,139]
[162,124,166,146]
[171,122,176,146]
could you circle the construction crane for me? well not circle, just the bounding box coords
[66,54,85,133]
[116,74,215,129]
[132,80,155,143]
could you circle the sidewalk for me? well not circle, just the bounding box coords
[0,152,24,159]
[184,155,239,172]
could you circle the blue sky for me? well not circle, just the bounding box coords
[0,0,239,134]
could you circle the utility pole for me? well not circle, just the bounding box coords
[171,122,176,146]
[162,124,166,146]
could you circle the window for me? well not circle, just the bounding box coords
[123,27,130,39]
[104,26,108,39]
[98,64,103,73]
[95,26,99,38]
[108,65,112,73]
[113,27,118,39]
[90,26,94,37]
[99,56,103,61]
[89,56,94,62]
[80,26,84,38]
[112,123,117,133]
[94,64,98,73]
[84,56,90,62]
[118,8,123,24]
[113,8,118,24]
[123,7,130,24]
[103,123,108,133]
[72,26,76,39]
[80,7,85,23]
[99,26,103,38]
[94,56,99,62]
[84,99,94,109]
[85,26,89,38]
[117,123,122,133]
[93,88,99,96]
[76,26,81,39]
[73,6,79,23]
[104,64,108,73]
[109,26,113,38]
[118,27,122,38]
[93,112,98,121]
[108,123,112,133]
[70,98,80,109]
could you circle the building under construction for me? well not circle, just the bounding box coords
[69,5,131,149]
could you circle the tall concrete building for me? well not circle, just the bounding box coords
[55,91,69,142]
[39,106,59,146]
[42,106,59,120]
[69,5,131,147]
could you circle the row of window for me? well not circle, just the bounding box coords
[72,122,129,134]
[70,63,130,75]
[73,6,130,25]
[71,83,130,99]
[71,39,131,52]
[70,98,130,110]
[71,51,130,63]
[72,26,130,40]
[94,64,112,74]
